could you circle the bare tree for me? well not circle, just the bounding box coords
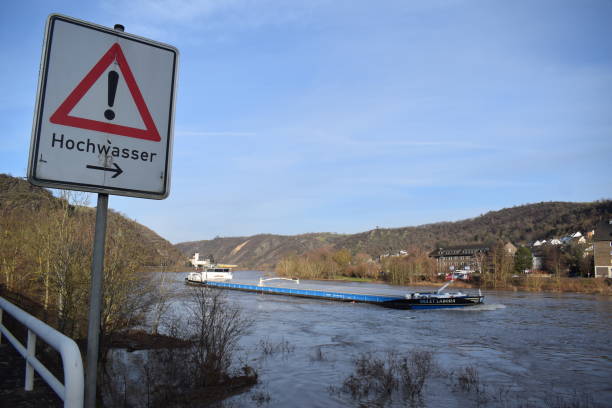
[187,286,252,386]
[47,192,92,337]
[101,216,151,341]
[150,265,175,335]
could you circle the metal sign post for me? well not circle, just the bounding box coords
[27,14,178,408]
[84,193,108,407]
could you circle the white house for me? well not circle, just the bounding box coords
[573,236,586,244]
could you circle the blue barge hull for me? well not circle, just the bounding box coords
[186,279,484,310]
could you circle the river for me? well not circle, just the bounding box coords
[162,271,611,407]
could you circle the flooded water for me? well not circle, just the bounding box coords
[165,271,612,407]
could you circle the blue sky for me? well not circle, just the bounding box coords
[2,0,611,243]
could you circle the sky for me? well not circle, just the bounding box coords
[1,0,611,243]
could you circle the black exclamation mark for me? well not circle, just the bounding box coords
[104,70,119,120]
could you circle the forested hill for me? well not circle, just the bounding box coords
[175,200,612,269]
[334,201,611,255]
[0,174,183,266]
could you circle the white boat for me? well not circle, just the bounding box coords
[186,264,236,282]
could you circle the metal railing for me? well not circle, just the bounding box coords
[258,277,300,286]
[0,296,84,407]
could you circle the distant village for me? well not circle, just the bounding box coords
[383,219,612,280]
[187,219,612,283]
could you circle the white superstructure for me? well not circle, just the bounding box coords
[187,265,235,282]
[190,253,214,268]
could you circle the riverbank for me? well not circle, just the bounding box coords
[499,276,612,295]
[0,285,258,407]
[271,273,612,295]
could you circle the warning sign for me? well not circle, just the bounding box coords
[28,14,178,199]
[50,43,161,142]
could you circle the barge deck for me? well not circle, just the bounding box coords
[186,279,483,310]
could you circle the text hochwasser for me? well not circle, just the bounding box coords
[50,133,158,163]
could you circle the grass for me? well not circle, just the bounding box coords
[502,276,612,295]
[330,351,601,408]
[251,389,271,406]
[258,337,295,357]
[454,366,481,393]
[332,350,436,406]
[449,365,598,408]
[280,272,612,296]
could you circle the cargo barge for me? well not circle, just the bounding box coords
[185,275,484,310]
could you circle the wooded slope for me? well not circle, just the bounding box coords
[0,174,183,266]
[175,200,612,269]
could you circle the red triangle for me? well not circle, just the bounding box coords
[50,43,161,142]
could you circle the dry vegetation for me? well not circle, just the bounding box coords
[0,175,183,340]
[333,350,599,408]
[273,241,611,295]
[101,287,257,408]
[0,185,154,341]
[331,350,437,406]
[275,247,380,281]
[0,174,257,406]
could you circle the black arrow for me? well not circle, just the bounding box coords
[86,162,123,178]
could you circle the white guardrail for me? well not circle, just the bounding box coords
[0,296,84,407]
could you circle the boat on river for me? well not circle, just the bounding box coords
[381,280,484,309]
[186,264,236,282]
[185,271,484,310]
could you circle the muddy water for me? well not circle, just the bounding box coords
[167,271,612,407]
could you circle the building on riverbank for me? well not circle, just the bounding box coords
[429,244,491,274]
[593,220,612,278]
[430,243,517,275]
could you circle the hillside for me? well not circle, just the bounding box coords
[175,200,612,269]
[176,233,344,269]
[0,173,183,266]
[120,217,184,265]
